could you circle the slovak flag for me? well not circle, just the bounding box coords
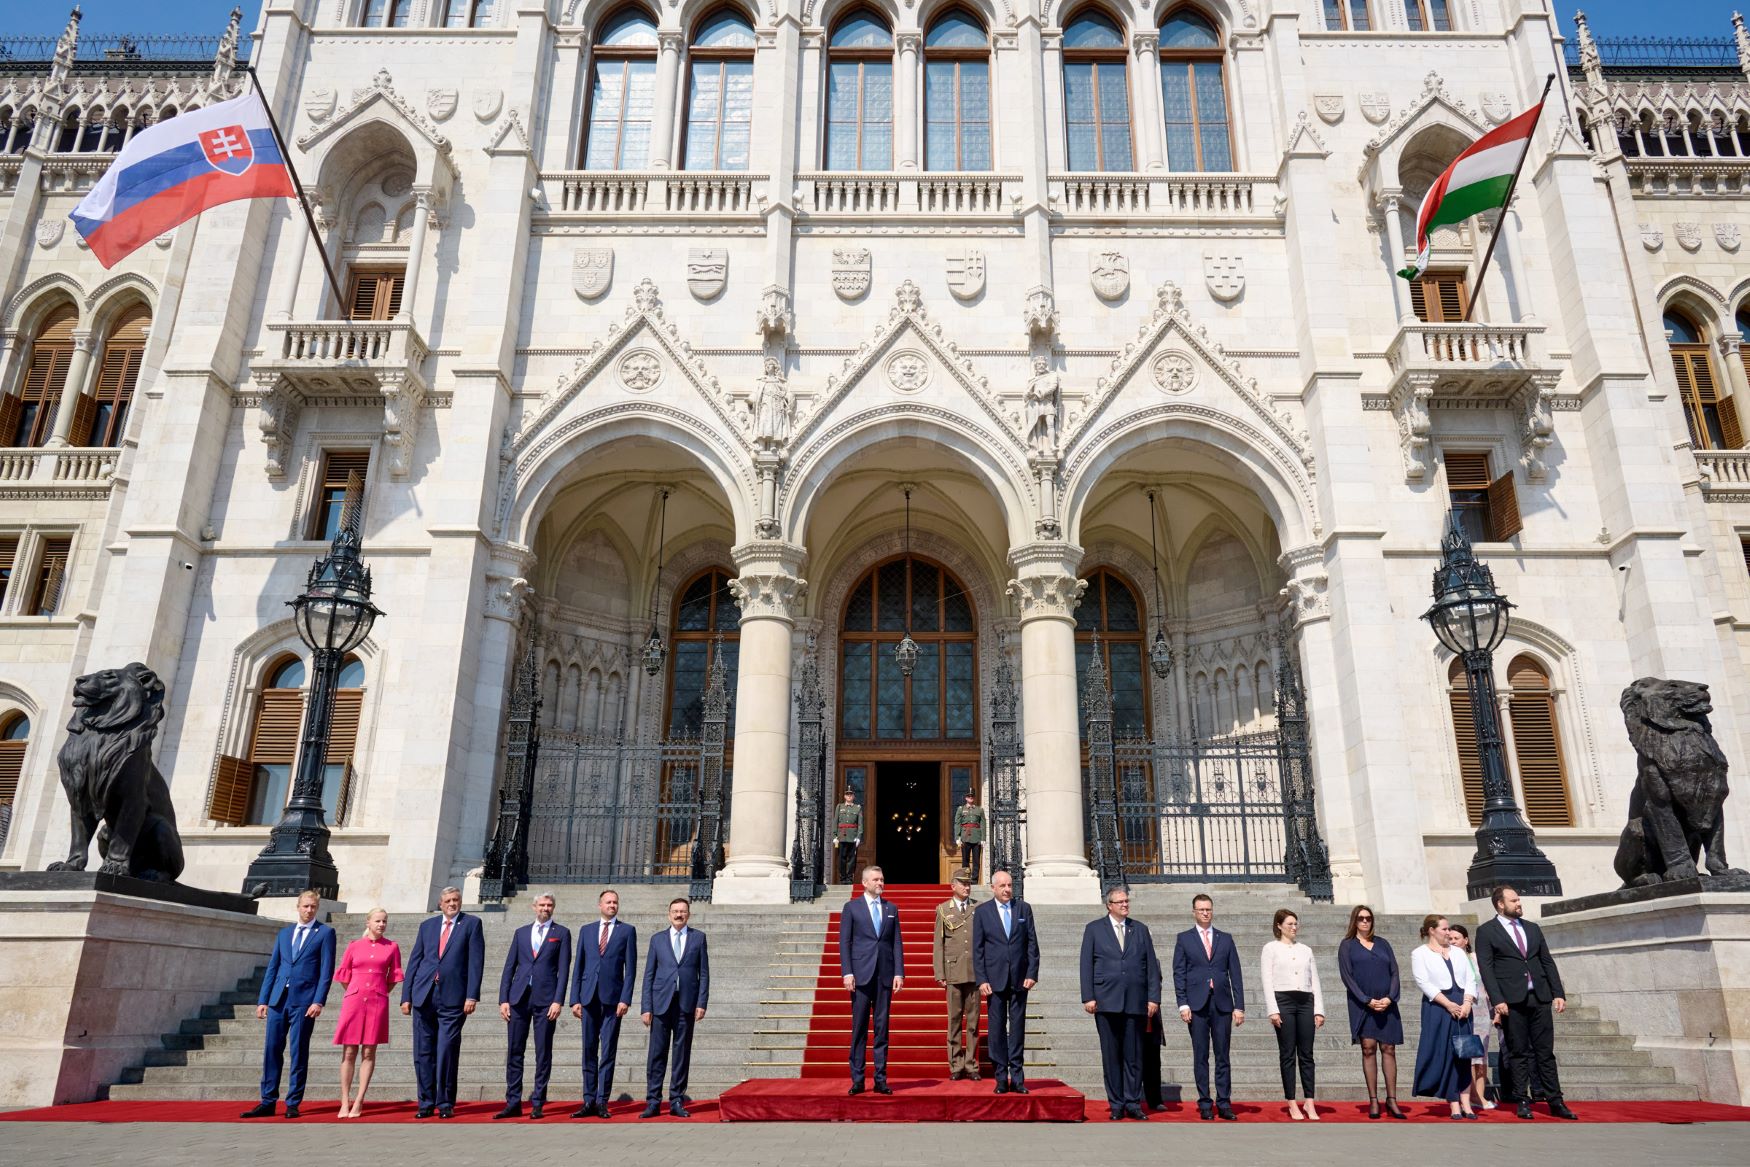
[70,91,296,268]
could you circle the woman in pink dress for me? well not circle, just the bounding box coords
[332,908,402,1118]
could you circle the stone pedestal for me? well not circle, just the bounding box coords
[1542,881,1750,1105]
[0,881,280,1107]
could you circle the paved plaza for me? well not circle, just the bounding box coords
[0,1121,1742,1167]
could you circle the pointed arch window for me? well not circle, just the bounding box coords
[684,9,756,170]
[0,712,27,814]
[584,7,661,170]
[839,557,976,741]
[1666,309,1741,449]
[924,9,991,171]
[826,9,894,170]
[1159,9,1231,172]
[666,568,740,735]
[1506,654,1573,827]
[1404,0,1451,31]
[209,655,366,827]
[1063,10,1132,172]
[4,304,77,449]
[361,0,413,27]
[1073,569,1149,737]
[1322,0,1370,30]
[442,0,496,26]
[82,304,149,447]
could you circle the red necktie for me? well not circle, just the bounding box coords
[439,918,452,958]
[599,923,609,955]
[1203,930,1214,989]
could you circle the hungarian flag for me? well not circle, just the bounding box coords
[1398,101,1544,282]
[70,91,295,268]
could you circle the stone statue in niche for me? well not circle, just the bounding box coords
[1024,357,1061,457]
[1614,677,1747,888]
[752,357,792,451]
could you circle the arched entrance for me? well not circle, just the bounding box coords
[836,554,979,884]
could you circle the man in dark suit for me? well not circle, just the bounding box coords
[494,892,572,1120]
[240,890,336,1119]
[1475,885,1577,1121]
[1172,892,1245,1120]
[640,896,710,1118]
[1080,886,1161,1120]
[399,886,485,1119]
[570,888,637,1118]
[971,869,1040,1094]
[840,864,904,1094]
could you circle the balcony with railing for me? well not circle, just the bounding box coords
[1384,320,1558,402]
[257,320,430,397]
[797,171,1020,217]
[539,171,768,219]
[0,446,119,491]
[1048,172,1277,221]
[1694,449,1750,499]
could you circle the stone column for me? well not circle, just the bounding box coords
[714,540,808,904]
[46,328,96,446]
[397,189,434,325]
[1006,542,1099,903]
[649,31,685,169]
[1379,190,1416,324]
[895,31,921,170]
[1721,336,1750,405]
[1131,33,1164,171]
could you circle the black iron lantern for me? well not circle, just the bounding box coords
[1146,488,1173,680]
[895,486,919,677]
[642,488,670,677]
[1421,511,1561,901]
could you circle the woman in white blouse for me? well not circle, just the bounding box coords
[1261,909,1326,1120]
[1409,915,1479,1119]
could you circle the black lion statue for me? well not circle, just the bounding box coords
[46,662,185,883]
[1614,677,1744,888]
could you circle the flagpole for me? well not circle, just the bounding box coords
[1463,72,1556,323]
[245,65,346,312]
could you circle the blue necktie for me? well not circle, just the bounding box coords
[870,899,882,936]
[672,930,683,961]
[1000,903,1012,938]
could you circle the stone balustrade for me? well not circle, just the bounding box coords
[0,446,118,488]
[1385,320,1555,401]
[542,171,767,217]
[1623,157,1750,198]
[1695,449,1750,498]
[260,320,429,398]
[1048,172,1273,218]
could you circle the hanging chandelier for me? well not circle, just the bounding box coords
[1147,488,1172,680]
[895,486,919,677]
[641,487,670,677]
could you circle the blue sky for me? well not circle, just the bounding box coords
[0,0,1742,40]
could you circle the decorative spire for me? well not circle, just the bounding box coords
[49,7,81,88]
[212,7,243,90]
[1735,12,1750,79]
[1574,11,1605,90]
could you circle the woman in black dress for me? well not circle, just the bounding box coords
[1337,904,1407,1119]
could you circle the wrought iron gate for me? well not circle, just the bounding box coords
[1084,639,1333,900]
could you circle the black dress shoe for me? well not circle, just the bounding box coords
[1125,1106,1147,1120]
[571,1101,596,1118]
[1011,1084,1028,1095]
[1217,1104,1237,1121]
[669,1101,690,1119]
[1517,1102,1535,1120]
[594,1103,613,1118]
[1385,1097,1408,1120]
[438,1107,454,1119]
[993,1081,1009,1095]
[414,1107,434,1120]
[531,1105,544,1120]
[493,1105,522,1120]
[1198,1105,1214,1121]
[873,1084,893,1095]
[1549,1101,1578,1120]
[966,1072,981,1081]
[1109,1108,1125,1121]
[238,1103,275,1119]
[848,1084,864,1096]
[640,1102,662,1119]
[283,1105,300,1120]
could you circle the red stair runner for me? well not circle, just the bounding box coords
[801,884,989,1080]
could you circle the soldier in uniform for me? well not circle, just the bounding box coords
[934,870,981,1079]
[953,793,987,878]
[834,789,863,884]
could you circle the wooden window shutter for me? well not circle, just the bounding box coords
[0,739,23,805]
[1444,451,1491,491]
[326,689,363,764]
[31,537,70,614]
[384,273,404,319]
[1720,394,1745,449]
[249,688,306,765]
[323,450,370,490]
[1448,684,1484,826]
[1409,280,1428,322]
[1486,471,1523,541]
[67,392,97,448]
[1414,273,1468,323]
[0,395,20,446]
[345,270,405,321]
[207,754,254,826]
[1509,688,1573,827]
[1741,537,1750,578]
[0,536,16,606]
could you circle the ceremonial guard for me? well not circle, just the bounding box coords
[933,870,981,1079]
[835,790,864,884]
[952,793,986,877]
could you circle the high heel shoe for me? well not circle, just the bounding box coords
[1385,1097,1408,1120]
[1305,1101,1320,1121]
[1367,1097,1380,1120]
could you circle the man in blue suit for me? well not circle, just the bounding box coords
[1080,886,1161,1120]
[570,888,637,1118]
[1172,892,1246,1120]
[971,869,1040,1094]
[640,896,710,1118]
[399,886,485,1119]
[840,865,904,1095]
[240,890,336,1119]
[494,892,571,1120]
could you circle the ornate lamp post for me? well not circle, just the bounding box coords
[242,517,382,900]
[1421,512,1561,901]
[895,485,919,677]
[1145,488,1172,680]
[641,487,670,677]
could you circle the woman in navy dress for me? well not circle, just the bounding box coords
[1337,904,1406,1119]
[1410,914,1479,1120]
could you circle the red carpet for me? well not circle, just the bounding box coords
[719,1076,1083,1121]
[5,1097,1749,1124]
[802,885,990,1080]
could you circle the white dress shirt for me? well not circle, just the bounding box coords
[1411,943,1476,1004]
[1259,939,1325,1016]
[1109,915,1127,949]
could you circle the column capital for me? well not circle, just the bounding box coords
[1131,32,1158,58]
[896,31,922,53]
[1006,542,1087,623]
[658,30,685,54]
[731,539,808,622]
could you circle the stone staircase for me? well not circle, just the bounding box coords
[110,884,1693,1104]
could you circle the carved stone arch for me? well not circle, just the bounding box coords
[675,0,764,35]
[1358,71,1489,200]
[1061,406,1318,552]
[3,272,86,332]
[914,0,1005,37]
[297,69,455,198]
[780,410,1035,550]
[1725,275,1750,324]
[1079,539,1168,626]
[1152,0,1249,36]
[0,681,43,727]
[566,0,660,28]
[1659,280,1728,340]
[82,273,158,327]
[812,0,903,35]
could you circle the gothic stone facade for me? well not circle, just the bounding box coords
[0,0,1746,912]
